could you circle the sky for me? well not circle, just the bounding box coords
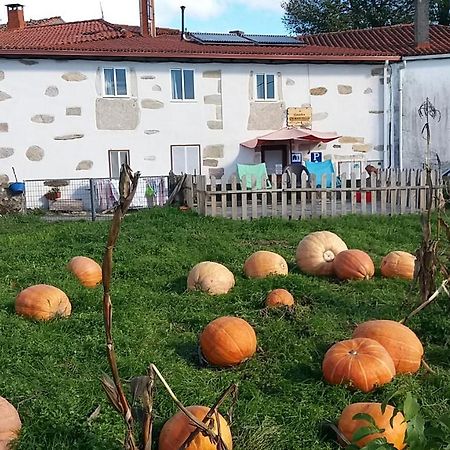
[0,0,290,35]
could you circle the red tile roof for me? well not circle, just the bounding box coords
[304,24,450,56]
[0,18,399,62]
[0,16,64,30]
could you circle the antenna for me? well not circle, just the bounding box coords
[99,1,104,19]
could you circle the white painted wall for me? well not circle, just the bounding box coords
[0,58,385,182]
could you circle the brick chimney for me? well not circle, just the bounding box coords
[6,3,25,30]
[415,0,431,49]
[139,0,156,37]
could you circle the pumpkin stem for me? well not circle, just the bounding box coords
[348,349,358,356]
[323,250,335,262]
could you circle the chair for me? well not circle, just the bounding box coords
[284,163,309,187]
[305,159,341,188]
[237,163,272,189]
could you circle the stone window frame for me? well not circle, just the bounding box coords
[170,68,196,101]
[254,72,277,101]
[102,67,129,97]
[108,149,130,178]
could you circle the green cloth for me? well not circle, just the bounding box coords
[237,163,271,189]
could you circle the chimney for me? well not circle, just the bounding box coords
[6,3,25,30]
[140,0,156,37]
[180,6,185,40]
[415,0,431,49]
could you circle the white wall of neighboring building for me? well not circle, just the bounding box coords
[0,57,386,183]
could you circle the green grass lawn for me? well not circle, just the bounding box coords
[0,209,449,449]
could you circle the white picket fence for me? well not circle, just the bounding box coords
[183,169,443,220]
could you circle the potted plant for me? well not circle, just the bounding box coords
[44,187,61,201]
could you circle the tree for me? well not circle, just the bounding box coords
[281,0,449,34]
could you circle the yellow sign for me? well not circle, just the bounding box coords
[287,107,312,128]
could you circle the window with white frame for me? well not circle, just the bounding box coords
[171,145,201,175]
[109,150,129,178]
[103,68,128,96]
[171,69,195,100]
[255,73,276,100]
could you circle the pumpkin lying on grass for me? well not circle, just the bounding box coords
[187,261,235,295]
[265,288,294,308]
[296,231,347,276]
[333,249,375,280]
[338,402,406,449]
[159,405,233,450]
[244,251,288,279]
[381,251,416,280]
[15,284,72,321]
[0,397,21,450]
[199,316,257,367]
[68,256,102,288]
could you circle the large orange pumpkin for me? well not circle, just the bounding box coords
[0,397,22,450]
[333,249,375,280]
[265,289,294,308]
[381,251,416,280]
[243,251,288,279]
[322,338,395,392]
[338,402,406,449]
[187,261,235,295]
[15,284,72,320]
[353,320,424,374]
[296,231,348,276]
[68,256,102,288]
[159,405,233,450]
[199,316,257,367]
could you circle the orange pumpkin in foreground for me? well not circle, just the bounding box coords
[187,261,235,295]
[68,256,102,288]
[15,284,72,320]
[199,316,257,367]
[0,397,21,450]
[338,402,406,449]
[353,319,424,374]
[265,289,294,308]
[322,338,395,392]
[159,405,233,450]
[244,251,288,279]
[381,251,416,280]
[333,249,375,280]
[296,231,348,276]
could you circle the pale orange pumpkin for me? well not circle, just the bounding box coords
[159,405,233,450]
[68,256,102,288]
[15,284,72,320]
[265,289,294,308]
[296,231,348,276]
[199,316,257,367]
[187,261,235,295]
[338,402,407,449]
[333,249,375,280]
[0,397,21,450]
[381,251,416,280]
[244,251,288,279]
[322,338,395,392]
[353,320,424,374]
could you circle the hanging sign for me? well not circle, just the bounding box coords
[287,107,312,128]
[310,151,322,163]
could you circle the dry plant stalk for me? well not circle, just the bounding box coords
[101,164,237,450]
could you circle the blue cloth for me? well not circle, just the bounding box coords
[306,160,341,188]
[237,163,271,189]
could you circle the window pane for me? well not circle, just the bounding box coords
[115,69,127,95]
[185,146,200,174]
[104,68,115,96]
[110,152,119,178]
[119,151,129,167]
[183,70,195,100]
[256,74,265,99]
[171,69,183,99]
[171,146,186,174]
[266,74,275,99]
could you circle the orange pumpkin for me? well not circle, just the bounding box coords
[353,320,424,374]
[159,405,233,450]
[381,251,416,280]
[199,316,257,367]
[338,402,406,449]
[333,249,374,280]
[15,284,72,320]
[0,397,21,450]
[322,338,395,392]
[68,256,102,288]
[187,261,235,295]
[265,289,294,308]
[296,231,348,276]
[244,251,288,279]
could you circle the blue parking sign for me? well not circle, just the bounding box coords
[310,152,322,163]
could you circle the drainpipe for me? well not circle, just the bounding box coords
[383,60,391,168]
[398,61,406,170]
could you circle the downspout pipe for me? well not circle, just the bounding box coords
[383,60,391,168]
[398,61,406,170]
